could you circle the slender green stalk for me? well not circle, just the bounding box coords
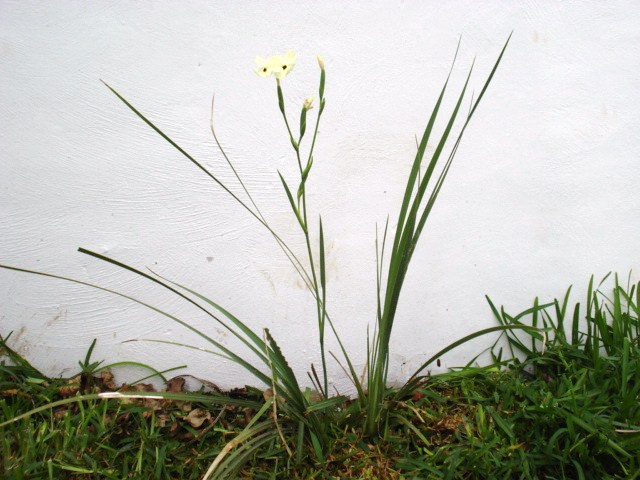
[274,73,330,398]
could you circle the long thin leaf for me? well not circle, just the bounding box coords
[278,171,306,231]
[78,249,272,369]
[105,82,315,296]
[398,324,541,399]
[0,263,272,386]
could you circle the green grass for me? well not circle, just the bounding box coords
[2,274,638,479]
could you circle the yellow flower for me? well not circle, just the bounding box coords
[316,54,325,70]
[255,56,274,77]
[255,51,297,79]
[303,96,314,110]
[272,50,297,79]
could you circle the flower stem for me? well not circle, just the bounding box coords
[276,80,329,398]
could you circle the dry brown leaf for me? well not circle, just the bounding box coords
[166,376,185,392]
[53,407,68,419]
[262,388,285,403]
[165,377,191,410]
[184,408,211,428]
[118,383,156,404]
[155,413,171,427]
[169,421,180,434]
[100,370,116,390]
[58,376,81,397]
[122,383,156,392]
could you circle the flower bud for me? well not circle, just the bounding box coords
[316,54,325,70]
[303,96,314,110]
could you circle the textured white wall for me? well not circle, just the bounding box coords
[1,1,639,393]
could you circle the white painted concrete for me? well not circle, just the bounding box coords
[1,1,638,393]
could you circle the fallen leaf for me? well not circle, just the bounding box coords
[121,383,156,392]
[100,370,116,390]
[118,383,156,405]
[58,376,81,397]
[53,407,68,419]
[184,408,211,428]
[169,421,180,434]
[166,376,185,392]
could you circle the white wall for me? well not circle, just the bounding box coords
[1,1,638,393]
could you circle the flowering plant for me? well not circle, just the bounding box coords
[1,36,529,475]
[241,42,517,439]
